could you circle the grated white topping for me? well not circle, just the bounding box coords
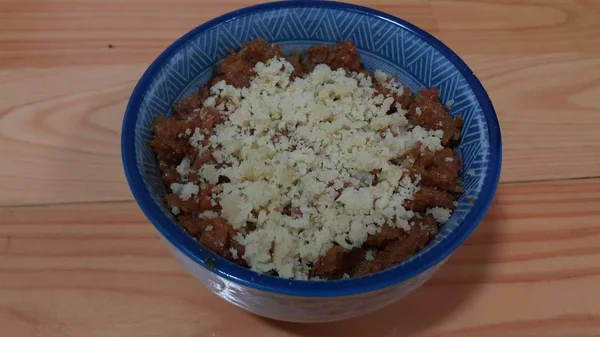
[426,207,452,224]
[171,57,448,279]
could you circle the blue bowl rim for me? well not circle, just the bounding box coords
[122,0,502,298]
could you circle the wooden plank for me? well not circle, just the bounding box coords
[2,0,599,335]
[1,179,599,336]
[1,51,599,205]
[0,0,264,68]
[1,0,598,205]
[432,0,600,54]
[0,0,437,68]
[462,52,600,182]
[0,65,142,205]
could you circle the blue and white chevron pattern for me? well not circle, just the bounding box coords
[134,6,490,251]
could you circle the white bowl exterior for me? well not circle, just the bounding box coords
[162,235,446,322]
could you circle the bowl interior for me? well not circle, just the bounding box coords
[123,1,500,297]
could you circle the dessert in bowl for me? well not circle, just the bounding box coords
[122,1,501,322]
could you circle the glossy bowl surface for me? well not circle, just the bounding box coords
[122,0,501,322]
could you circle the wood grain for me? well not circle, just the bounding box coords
[1,179,599,337]
[1,0,600,335]
[1,0,600,205]
[0,65,142,205]
[0,0,436,69]
[432,0,600,54]
[462,52,600,182]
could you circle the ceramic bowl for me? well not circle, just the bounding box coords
[122,0,502,322]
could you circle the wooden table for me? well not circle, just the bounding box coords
[1,0,599,336]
